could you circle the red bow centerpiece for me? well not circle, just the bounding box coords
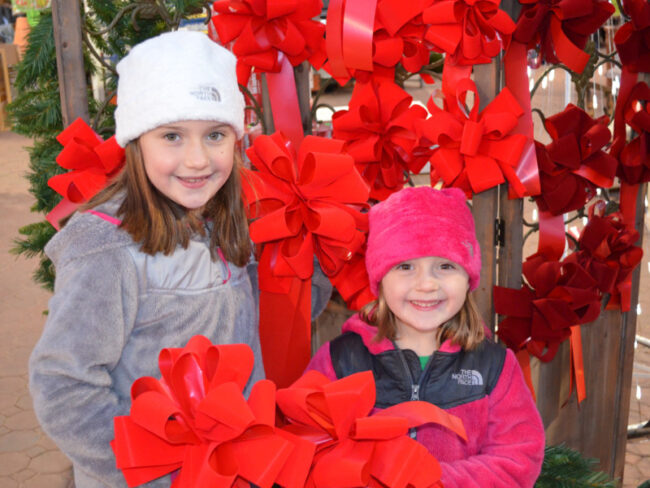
[418,79,528,197]
[277,370,467,487]
[242,133,369,387]
[112,336,303,487]
[332,80,430,200]
[514,0,614,73]
[47,118,125,229]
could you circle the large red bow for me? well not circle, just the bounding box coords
[243,133,370,283]
[514,0,614,73]
[47,118,125,229]
[277,370,467,488]
[565,202,643,311]
[423,0,515,66]
[111,336,304,487]
[534,104,617,216]
[418,79,528,197]
[495,255,601,362]
[614,0,650,74]
[212,0,326,86]
[332,80,431,201]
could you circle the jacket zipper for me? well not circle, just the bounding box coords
[394,344,433,438]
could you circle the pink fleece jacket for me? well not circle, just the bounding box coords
[306,315,545,487]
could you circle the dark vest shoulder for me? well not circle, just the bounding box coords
[330,333,507,410]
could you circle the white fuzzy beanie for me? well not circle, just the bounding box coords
[114,31,245,147]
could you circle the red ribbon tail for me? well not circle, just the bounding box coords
[266,55,304,148]
[259,277,312,388]
[567,325,586,406]
[538,210,566,261]
[46,198,79,230]
[515,349,536,403]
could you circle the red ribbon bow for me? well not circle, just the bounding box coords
[277,370,467,488]
[332,80,431,201]
[243,133,370,284]
[613,82,650,186]
[423,0,515,66]
[329,244,376,311]
[495,255,601,362]
[514,0,614,74]
[111,336,304,487]
[212,0,326,86]
[47,118,125,229]
[614,0,650,74]
[418,78,528,197]
[565,202,643,311]
[534,104,617,216]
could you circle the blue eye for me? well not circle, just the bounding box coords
[207,131,224,141]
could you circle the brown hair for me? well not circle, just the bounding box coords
[83,139,251,266]
[360,288,485,351]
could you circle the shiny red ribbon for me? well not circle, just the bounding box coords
[514,0,614,74]
[534,104,617,217]
[329,245,376,311]
[423,0,515,66]
[614,0,650,75]
[565,201,643,311]
[332,80,430,200]
[46,118,125,230]
[276,370,467,488]
[494,255,601,364]
[418,78,528,197]
[326,0,435,85]
[212,0,326,87]
[242,133,369,387]
[111,336,305,488]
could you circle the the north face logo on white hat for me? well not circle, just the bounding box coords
[190,85,221,102]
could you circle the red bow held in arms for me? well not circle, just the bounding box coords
[276,370,467,488]
[514,0,614,73]
[418,78,528,197]
[112,336,306,488]
[47,118,125,229]
[332,80,431,201]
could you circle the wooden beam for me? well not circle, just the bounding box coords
[52,0,89,126]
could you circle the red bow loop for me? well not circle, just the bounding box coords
[614,0,650,74]
[112,336,304,488]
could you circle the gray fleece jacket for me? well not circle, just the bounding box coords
[29,197,331,488]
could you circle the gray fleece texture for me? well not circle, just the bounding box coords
[29,196,332,487]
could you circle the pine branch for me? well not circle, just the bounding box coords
[535,445,618,488]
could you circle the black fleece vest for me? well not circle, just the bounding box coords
[330,333,506,409]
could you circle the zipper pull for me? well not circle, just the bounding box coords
[411,384,420,401]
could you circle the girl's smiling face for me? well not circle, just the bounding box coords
[381,256,469,355]
[139,120,236,210]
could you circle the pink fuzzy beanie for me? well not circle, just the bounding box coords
[366,186,481,295]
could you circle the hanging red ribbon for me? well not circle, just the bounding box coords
[242,133,369,387]
[332,80,431,201]
[111,336,308,487]
[329,244,376,311]
[418,78,528,198]
[565,201,643,311]
[212,0,326,146]
[513,0,614,74]
[46,118,125,230]
[614,0,650,75]
[277,370,466,487]
[423,0,515,66]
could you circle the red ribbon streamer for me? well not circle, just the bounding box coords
[276,370,467,487]
[242,133,369,387]
[111,336,307,487]
[332,80,431,200]
[418,78,528,198]
[46,118,125,230]
[514,0,614,73]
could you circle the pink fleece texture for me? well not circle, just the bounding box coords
[305,316,545,488]
[365,187,481,294]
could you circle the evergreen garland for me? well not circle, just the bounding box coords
[8,0,209,290]
[535,445,618,488]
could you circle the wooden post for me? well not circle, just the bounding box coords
[51,0,89,126]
